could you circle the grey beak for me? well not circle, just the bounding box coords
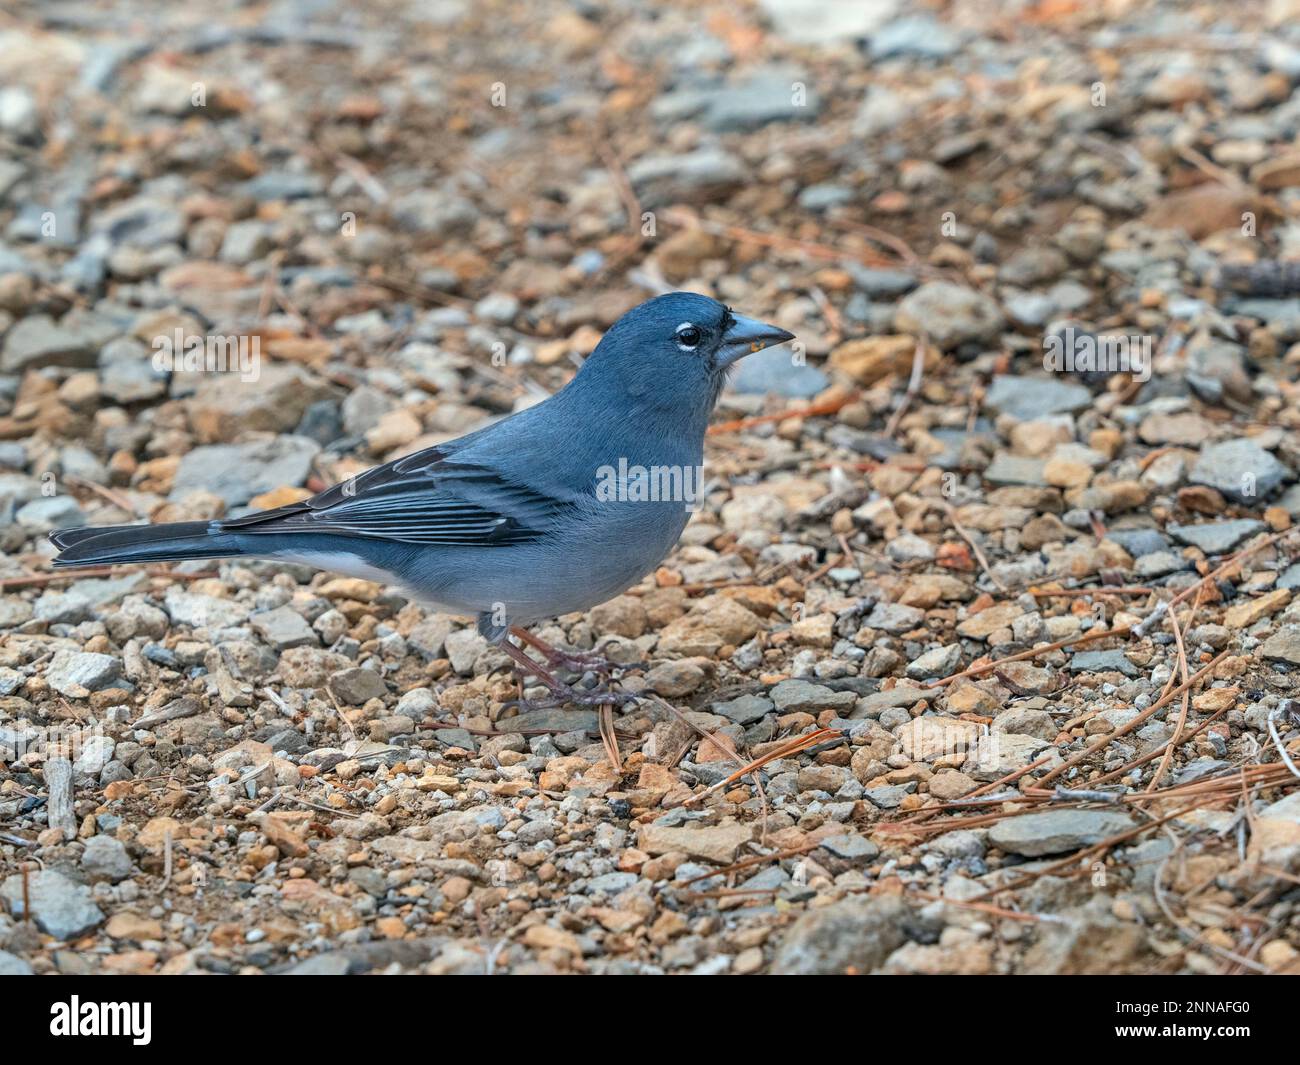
[716,313,796,369]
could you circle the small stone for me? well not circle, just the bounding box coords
[0,869,104,939]
[1224,589,1290,629]
[637,820,753,864]
[772,895,916,975]
[928,771,977,800]
[45,651,121,697]
[81,835,134,882]
[1068,649,1138,677]
[770,679,856,713]
[1189,439,1291,504]
[984,376,1090,421]
[250,606,318,650]
[1262,626,1300,665]
[896,281,1003,350]
[1167,520,1266,554]
[711,693,774,725]
[644,660,706,697]
[866,602,925,634]
[327,667,388,705]
[906,643,962,679]
[989,809,1136,857]
[0,950,33,976]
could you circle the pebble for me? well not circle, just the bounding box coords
[0,870,104,939]
[1189,439,1291,504]
[989,809,1137,857]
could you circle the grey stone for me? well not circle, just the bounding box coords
[1278,563,1300,592]
[1134,551,1190,578]
[895,281,1004,350]
[865,602,924,634]
[989,809,1136,857]
[1168,520,1266,554]
[627,148,746,208]
[0,949,33,975]
[984,454,1048,487]
[241,171,324,201]
[757,0,899,45]
[818,833,880,861]
[850,686,932,719]
[0,869,104,939]
[1189,439,1291,504]
[390,188,477,237]
[15,495,84,533]
[250,606,318,650]
[444,628,487,674]
[984,375,1091,420]
[863,784,911,808]
[1105,528,1170,558]
[906,643,962,679]
[219,219,274,264]
[164,587,250,628]
[773,895,919,975]
[80,834,133,883]
[45,650,120,696]
[327,667,388,705]
[769,679,856,712]
[711,693,775,725]
[1261,627,1300,665]
[729,346,828,398]
[665,69,821,132]
[1067,649,1138,677]
[870,15,958,58]
[500,708,600,734]
[170,436,320,507]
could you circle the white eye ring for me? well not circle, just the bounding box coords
[675,322,702,350]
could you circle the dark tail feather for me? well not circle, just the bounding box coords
[49,521,245,567]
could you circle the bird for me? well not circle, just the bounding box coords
[48,292,795,706]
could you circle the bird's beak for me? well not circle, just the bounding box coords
[716,314,796,370]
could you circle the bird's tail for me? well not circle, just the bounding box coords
[48,521,246,568]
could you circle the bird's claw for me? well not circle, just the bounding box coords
[539,648,646,678]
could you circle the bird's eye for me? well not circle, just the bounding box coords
[675,323,702,350]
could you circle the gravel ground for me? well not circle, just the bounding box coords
[2,0,1300,975]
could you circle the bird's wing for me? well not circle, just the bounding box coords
[218,443,574,546]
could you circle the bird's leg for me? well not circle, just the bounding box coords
[497,634,638,710]
[497,636,573,695]
[509,626,618,677]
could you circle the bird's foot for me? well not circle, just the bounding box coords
[509,627,632,677]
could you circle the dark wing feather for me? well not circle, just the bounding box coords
[218,445,571,546]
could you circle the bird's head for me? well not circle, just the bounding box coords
[575,292,795,425]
